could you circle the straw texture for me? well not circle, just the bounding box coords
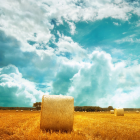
[110,110,114,114]
[114,108,124,116]
[40,95,74,131]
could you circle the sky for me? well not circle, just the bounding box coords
[0,0,140,108]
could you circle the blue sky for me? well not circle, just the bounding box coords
[0,0,140,108]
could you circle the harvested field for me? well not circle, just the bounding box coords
[0,110,140,140]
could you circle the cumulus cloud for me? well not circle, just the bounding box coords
[0,0,138,53]
[57,50,140,108]
[98,87,140,108]
[0,0,140,108]
[0,65,47,107]
[0,30,58,83]
[55,34,87,61]
[63,51,125,106]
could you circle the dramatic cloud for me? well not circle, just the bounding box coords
[0,0,140,108]
[66,51,125,106]
[0,65,46,107]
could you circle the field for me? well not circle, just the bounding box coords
[0,110,140,140]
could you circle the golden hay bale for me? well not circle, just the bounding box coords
[21,110,23,112]
[110,110,114,114]
[16,110,18,112]
[114,108,124,116]
[136,111,139,113]
[40,95,74,131]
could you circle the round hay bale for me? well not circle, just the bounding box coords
[21,110,23,112]
[16,110,18,112]
[40,95,74,131]
[136,111,139,113]
[110,110,114,114]
[31,110,33,112]
[114,108,124,116]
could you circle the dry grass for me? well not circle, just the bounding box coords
[0,110,140,140]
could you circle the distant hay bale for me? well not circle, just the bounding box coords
[31,110,33,112]
[136,111,139,113]
[114,108,124,116]
[40,95,74,131]
[110,110,114,114]
[21,110,23,112]
[16,110,18,112]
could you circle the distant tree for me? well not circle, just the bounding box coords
[108,106,113,111]
[33,102,41,110]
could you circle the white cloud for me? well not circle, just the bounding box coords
[66,50,126,106]
[136,20,140,27]
[111,48,123,55]
[55,34,87,61]
[113,22,121,26]
[98,87,140,108]
[58,50,140,107]
[0,0,138,53]
[0,65,48,107]
[67,21,76,35]
[114,0,123,4]
[115,34,140,44]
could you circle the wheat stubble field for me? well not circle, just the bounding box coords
[0,110,140,140]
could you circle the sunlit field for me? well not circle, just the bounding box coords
[0,110,140,140]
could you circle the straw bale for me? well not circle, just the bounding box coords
[114,108,124,116]
[40,95,74,131]
[16,110,18,112]
[21,110,23,112]
[110,110,114,114]
[136,111,139,113]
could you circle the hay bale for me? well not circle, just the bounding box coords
[16,110,18,112]
[110,110,114,114]
[31,110,33,112]
[114,108,124,116]
[136,111,139,113]
[21,110,23,112]
[40,95,74,131]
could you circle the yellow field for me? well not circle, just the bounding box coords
[0,111,140,140]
